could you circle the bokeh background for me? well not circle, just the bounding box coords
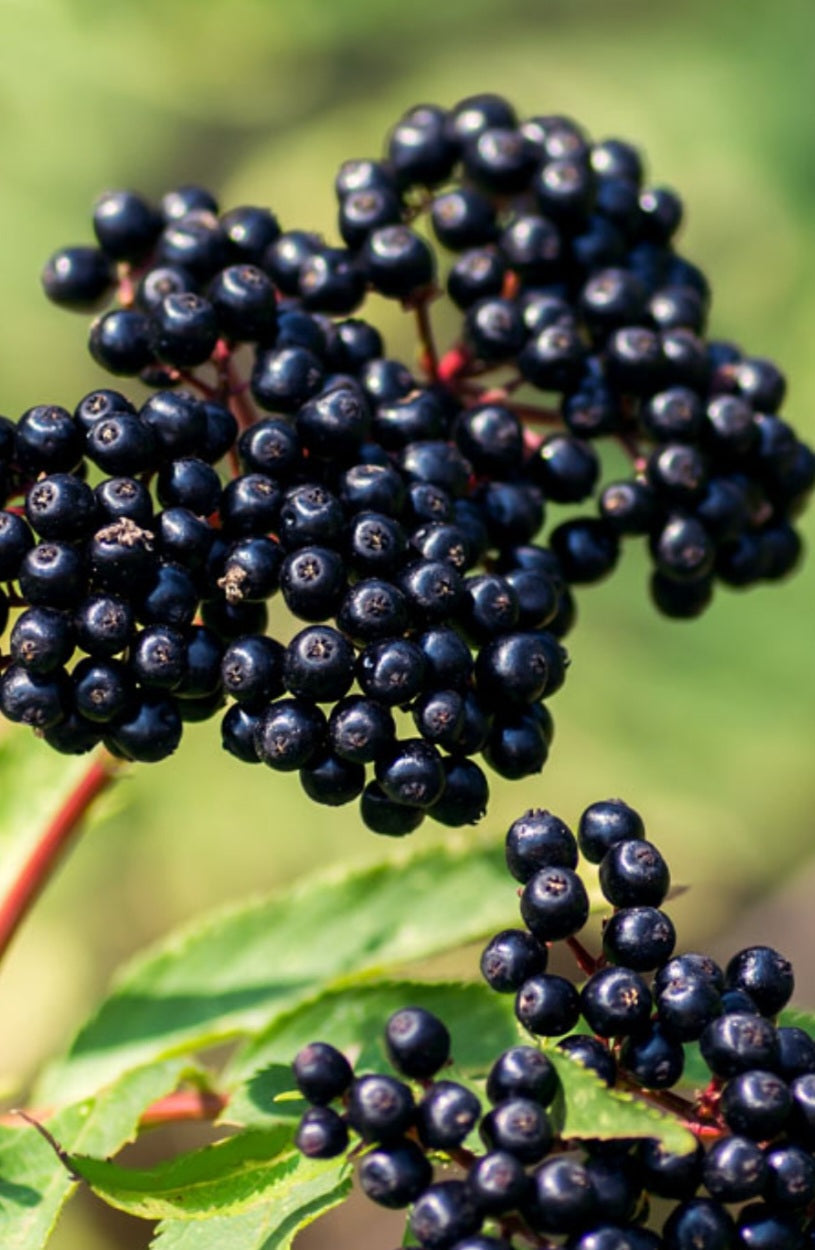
[0,0,814,1244]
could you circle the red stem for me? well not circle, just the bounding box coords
[0,752,120,963]
[565,935,599,977]
[412,296,439,381]
[138,1088,229,1128]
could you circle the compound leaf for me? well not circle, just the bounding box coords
[39,838,534,1104]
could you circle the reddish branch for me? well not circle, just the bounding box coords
[0,752,121,963]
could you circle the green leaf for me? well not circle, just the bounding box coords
[546,1048,696,1155]
[0,1058,187,1250]
[225,979,520,1118]
[39,839,537,1104]
[68,1128,350,1223]
[149,1154,351,1250]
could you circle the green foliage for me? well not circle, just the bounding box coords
[37,839,546,1106]
[67,1129,349,1221]
[0,1059,188,1250]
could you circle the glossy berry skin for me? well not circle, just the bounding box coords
[220,636,285,707]
[505,809,578,882]
[75,389,136,434]
[580,966,653,1038]
[89,309,154,375]
[599,838,670,907]
[699,1013,779,1079]
[41,245,113,310]
[429,756,489,826]
[639,1137,704,1200]
[520,865,589,942]
[719,1070,792,1140]
[0,665,67,730]
[254,698,326,771]
[662,1198,737,1250]
[410,1179,481,1250]
[220,704,262,763]
[357,639,427,706]
[73,658,132,723]
[294,1106,348,1159]
[359,781,424,837]
[655,972,723,1043]
[95,477,154,528]
[549,518,619,584]
[292,1040,353,1104]
[74,593,133,658]
[480,929,547,994]
[701,1135,767,1203]
[578,798,645,863]
[619,1024,684,1089]
[385,1007,450,1079]
[338,579,409,644]
[775,1027,815,1081]
[375,739,444,809]
[358,1139,432,1208]
[725,946,794,1017]
[475,631,556,707]
[515,973,581,1037]
[283,626,355,703]
[16,405,82,474]
[764,1144,815,1208]
[208,264,277,341]
[480,1097,553,1164]
[527,1156,598,1234]
[364,226,435,298]
[328,695,394,765]
[347,1073,415,1144]
[602,906,676,971]
[467,1150,530,1216]
[0,512,34,580]
[25,474,97,541]
[20,542,87,610]
[10,608,74,674]
[416,1080,481,1149]
[280,547,346,622]
[299,749,364,806]
[486,1046,558,1106]
[104,693,182,763]
[130,626,187,690]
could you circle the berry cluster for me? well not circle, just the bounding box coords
[293,797,815,1248]
[0,92,809,827]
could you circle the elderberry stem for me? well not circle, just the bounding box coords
[565,934,599,977]
[0,751,121,964]
[138,1088,229,1129]
[412,296,439,381]
[226,359,258,432]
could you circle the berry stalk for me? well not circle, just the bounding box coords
[0,751,121,963]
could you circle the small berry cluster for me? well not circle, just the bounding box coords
[0,92,810,827]
[293,798,815,1248]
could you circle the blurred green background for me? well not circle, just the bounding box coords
[0,0,814,1244]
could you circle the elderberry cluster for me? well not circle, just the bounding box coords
[293,797,815,1248]
[0,92,810,826]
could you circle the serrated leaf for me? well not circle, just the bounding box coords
[68,1128,349,1223]
[546,1048,696,1155]
[225,979,520,1119]
[39,839,534,1104]
[149,1155,351,1250]
[0,1058,186,1250]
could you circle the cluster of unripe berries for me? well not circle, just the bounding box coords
[293,797,815,1249]
[0,91,808,828]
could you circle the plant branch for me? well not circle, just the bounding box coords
[0,751,121,964]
